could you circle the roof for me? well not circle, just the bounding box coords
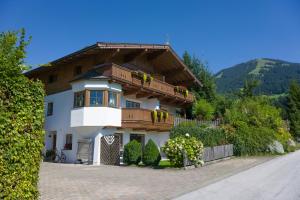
[26,42,202,87]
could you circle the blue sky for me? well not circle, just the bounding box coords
[1,0,299,73]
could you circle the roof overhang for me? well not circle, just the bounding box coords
[26,42,202,87]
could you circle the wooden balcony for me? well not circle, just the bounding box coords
[102,63,194,104]
[121,108,174,132]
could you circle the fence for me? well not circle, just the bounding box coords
[183,144,233,168]
[203,144,233,162]
[174,117,221,127]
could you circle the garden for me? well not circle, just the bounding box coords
[122,54,300,169]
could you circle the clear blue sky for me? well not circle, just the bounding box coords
[1,0,299,73]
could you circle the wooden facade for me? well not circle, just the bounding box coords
[26,43,201,96]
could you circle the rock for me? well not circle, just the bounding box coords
[287,139,296,147]
[268,141,285,154]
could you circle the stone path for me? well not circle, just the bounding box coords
[39,156,273,200]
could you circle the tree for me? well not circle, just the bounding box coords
[0,30,45,199]
[142,139,161,166]
[183,51,216,102]
[192,99,215,120]
[287,80,300,139]
[237,79,260,98]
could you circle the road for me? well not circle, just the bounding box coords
[175,150,300,200]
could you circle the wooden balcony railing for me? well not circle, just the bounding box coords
[103,64,194,103]
[121,108,174,132]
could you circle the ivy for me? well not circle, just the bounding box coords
[0,29,45,199]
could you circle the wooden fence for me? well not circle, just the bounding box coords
[183,144,233,168]
[174,117,221,127]
[203,144,233,162]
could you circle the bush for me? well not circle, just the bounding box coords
[45,150,55,161]
[162,136,204,167]
[192,99,215,120]
[123,140,142,165]
[170,123,228,147]
[0,30,45,199]
[275,127,293,152]
[224,97,288,155]
[142,139,161,166]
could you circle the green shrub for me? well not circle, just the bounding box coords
[275,127,292,152]
[224,97,288,155]
[0,30,45,199]
[123,140,142,165]
[162,136,204,167]
[170,124,228,147]
[142,139,161,166]
[192,99,215,120]
[45,150,55,161]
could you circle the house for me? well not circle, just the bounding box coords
[26,42,201,165]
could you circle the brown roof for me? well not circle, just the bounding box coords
[26,42,202,87]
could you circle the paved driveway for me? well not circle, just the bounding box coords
[176,150,300,200]
[39,157,272,200]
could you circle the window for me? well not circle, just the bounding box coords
[108,91,117,107]
[90,90,103,106]
[64,134,72,150]
[47,102,53,116]
[74,91,85,108]
[74,66,82,76]
[48,74,58,83]
[126,100,140,108]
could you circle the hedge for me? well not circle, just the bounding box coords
[170,123,228,147]
[0,30,45,199]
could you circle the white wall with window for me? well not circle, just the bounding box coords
[121,94,160,110]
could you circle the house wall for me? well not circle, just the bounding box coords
[43,80,176,164]
[121,94,160,110]
[71,107,121,127]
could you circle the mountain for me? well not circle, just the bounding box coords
[215,58,300,95]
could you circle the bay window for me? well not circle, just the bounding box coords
[108,91,117,107]
[74,91,85,108]
[90,90,103,106]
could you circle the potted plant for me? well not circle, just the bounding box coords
[151,110,158,122]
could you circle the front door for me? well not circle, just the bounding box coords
[100,135,120,165]
[52,132,57,150]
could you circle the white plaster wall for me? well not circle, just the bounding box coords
[160,104,178,116]
[72,80,121,92]
[70,107,121,127]
[121,94,160,110]
[145,132,170,149]
[122,131,169,149]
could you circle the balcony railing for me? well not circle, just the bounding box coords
[121,108,174,131]
[102,64,194,103]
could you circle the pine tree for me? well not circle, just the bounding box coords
[183,51,216,102]
[287,80,300,139]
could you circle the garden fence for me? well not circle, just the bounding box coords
[174,117,221,127]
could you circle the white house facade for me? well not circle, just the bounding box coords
[27,43,200,165]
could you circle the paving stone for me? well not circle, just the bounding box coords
[39,156,273,200]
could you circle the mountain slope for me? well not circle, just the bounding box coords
[215,58,300,95]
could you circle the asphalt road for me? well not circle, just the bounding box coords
[175,150,300,200]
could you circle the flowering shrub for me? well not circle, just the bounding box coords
[162,135,204,167]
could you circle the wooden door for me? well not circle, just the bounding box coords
[100,135,120,165]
